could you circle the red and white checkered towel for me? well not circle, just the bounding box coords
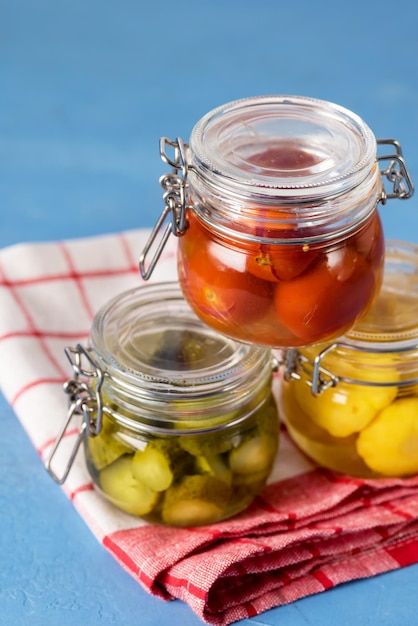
[1,229,418,625]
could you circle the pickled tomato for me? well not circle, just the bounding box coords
[178,210,384,347]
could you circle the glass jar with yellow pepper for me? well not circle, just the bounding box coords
[278,240,418,478]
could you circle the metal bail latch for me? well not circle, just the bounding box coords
[139,137,189,280]
[377,139,414,202]
[44,344,105,485]
[281,347,339,396]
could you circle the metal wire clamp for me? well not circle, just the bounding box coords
[377,139,414,202]
[281,347,339,396]
[139,137,189,280]
[44,344,105,485]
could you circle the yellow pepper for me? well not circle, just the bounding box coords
[356,396,418,476]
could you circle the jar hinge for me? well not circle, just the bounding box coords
[281,347,339,396]
[139,137,189,280]
[44,344,105,485]
[282,341,418,395]
[377,139,414,202]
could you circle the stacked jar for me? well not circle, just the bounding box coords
[47,95,415,524]
[139,95,414,480]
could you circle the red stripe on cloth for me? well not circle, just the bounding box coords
[187,526,223,541]
[117,233,142,272]
[161,572,208,601]
[383,502,415,521]
[324,470,366,488]
[0,267,138,288]
[255,494,300,522]
[103,534,140,576]
[243,601,258,618]
[384,536,418,568]
[236,537,273,552]
[38,426,81,456]
[311,569,334,590]
[0,329,89,343]
[59,243,96,321]
[280,570,293,585]
[70,482,95,501]
[308,523,343,535]
[307,544,322,558]
[138,568,159,590]
[11,376,66,407]
[0,263,69,379]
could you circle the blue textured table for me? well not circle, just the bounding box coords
[1,1,418,624]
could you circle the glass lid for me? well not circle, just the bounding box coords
[89,282,271,392]
[190,95,377,200]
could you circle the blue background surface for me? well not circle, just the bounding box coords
[1,1,418,624]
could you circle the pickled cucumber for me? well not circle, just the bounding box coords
[86,415,132,470]
[229,397,278,476]
[131,442,173,491]
[229,431,277,475]
[179,430,236,456]
[356,397,418,476]
[151,329,224,368]
[131,440,189,492]
[90,333,279,523]
[194,453,232,485]
[161,474,231,527]
[99,456,160,516]
[92,395,279,523]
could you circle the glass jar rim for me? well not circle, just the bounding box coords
[344,239,418,349]
[89,282,273,399]
[189,95,377,202]
[292,240,418,388]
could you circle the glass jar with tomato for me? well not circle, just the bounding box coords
[140,96,414,348]
[278,240,418,478]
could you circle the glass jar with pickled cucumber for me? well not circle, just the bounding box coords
[278,240,418,478]
[46,283,279,527]
[140,95,414,348]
